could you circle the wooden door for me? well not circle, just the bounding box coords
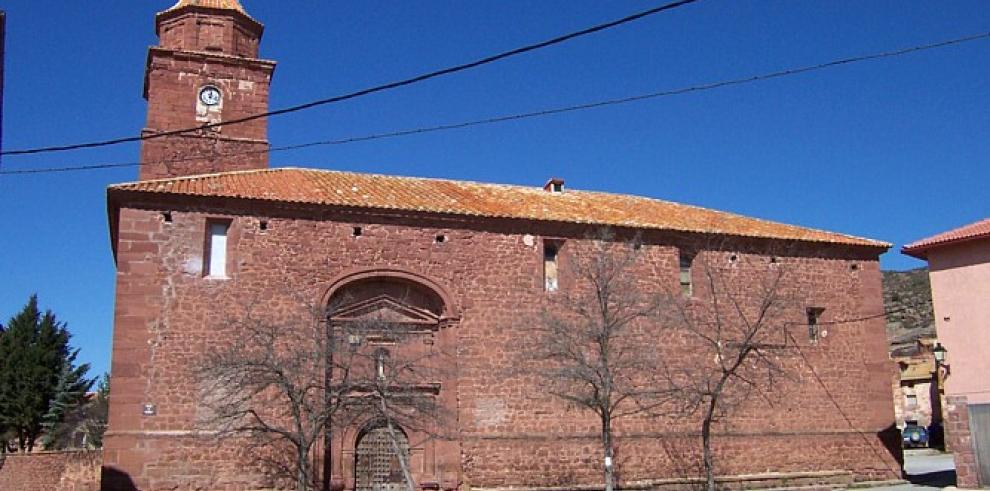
[355,426,409,491]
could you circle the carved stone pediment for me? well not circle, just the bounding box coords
[331,294,441,326]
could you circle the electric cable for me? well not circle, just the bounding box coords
[0,0,699,157]
[2,31,987,176]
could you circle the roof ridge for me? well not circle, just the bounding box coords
[108,167,284,189]
[135,166,884,246]
[293,167,570,194]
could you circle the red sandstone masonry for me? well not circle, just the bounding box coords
[0,450,102,491]
[138,4,274,181]
[102,201,901,491]
[110,4,900,489]
[946,395,979,488]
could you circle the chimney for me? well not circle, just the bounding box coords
[543,178,565,194]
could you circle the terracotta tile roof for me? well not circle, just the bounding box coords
[108,168,889,248]
[903,218,990,259]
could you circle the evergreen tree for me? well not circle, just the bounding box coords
[0,321,7,453]
[0,295,93,451]
[40,355,93,450]
[82,374,110,449]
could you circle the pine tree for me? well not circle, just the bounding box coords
[0,295,93,451]
[40,355,93,450]
[82,374,110,449]
[0,321,7,453]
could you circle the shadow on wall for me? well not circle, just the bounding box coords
[101,466,138,491]
[908,468,957,488]
[660,437,702,483]
[877,424,906,477]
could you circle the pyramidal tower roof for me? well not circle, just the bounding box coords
[157,0,262,32]
[164,0,248,13]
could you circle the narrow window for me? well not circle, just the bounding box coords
[807,307,825,343]
[205,221,230,278]
[544,242,559,292]
[679,251,694,297]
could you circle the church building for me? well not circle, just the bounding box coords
[103,2,901,490]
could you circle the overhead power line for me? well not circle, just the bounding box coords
[0,0,699,157]
[3,30,987,177]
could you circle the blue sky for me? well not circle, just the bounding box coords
[1,1,987,376]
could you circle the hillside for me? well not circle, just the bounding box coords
[882,267,935,355]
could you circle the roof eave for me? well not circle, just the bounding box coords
[901,246,928,260]
[902,233,990,260]
[105,186,890,251]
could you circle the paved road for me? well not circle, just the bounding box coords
[869,450,956,491]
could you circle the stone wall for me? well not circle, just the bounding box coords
[102,200,902,490]
[0,450,102,491]
[893,378,937,428]
[945,395,979,488]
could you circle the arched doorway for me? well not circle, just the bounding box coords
[355,423,410,491]
[320,268,461,491]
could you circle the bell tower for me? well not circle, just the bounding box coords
[139,0,275,180]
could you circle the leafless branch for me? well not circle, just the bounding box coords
[520,229,676,491]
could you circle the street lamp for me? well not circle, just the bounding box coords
[933,343,947,364]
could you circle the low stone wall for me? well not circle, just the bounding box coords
[0,450,102,491]
[475,470,858,491]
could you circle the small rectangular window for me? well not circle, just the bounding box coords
[679,251,694,297]
[544,242,559,292]
[807,307,825,343]
[905,394,918,407]
[205,221,230,278]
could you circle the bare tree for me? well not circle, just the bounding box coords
[661,244,796,491]
[196,299,362,491]
[525,232,669,491]
[197,297,451,491]
[345,315,451,491]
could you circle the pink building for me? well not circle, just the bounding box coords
[904,218,990,488]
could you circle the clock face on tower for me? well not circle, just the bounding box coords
[199,86,222,106]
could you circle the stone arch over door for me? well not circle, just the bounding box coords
[322,268,460,322]
[322,267,461,491]
[354,421,411,491]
